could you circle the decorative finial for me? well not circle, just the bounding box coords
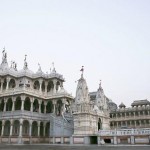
[38,63,42,71]
[23,54,28,70]
[24,54,27,61]
[100,80,101,87]
[52,62,54,68]
[80,66,84,77]
[52,62,56,73]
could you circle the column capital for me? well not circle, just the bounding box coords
[44,101,47,105]
[39,79,43,84]
[20,119,23,125]
[38,99,42,105]
[52,100,57,105]
[21,95,26,101]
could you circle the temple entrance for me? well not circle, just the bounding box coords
[90,136,97,144]
[104,139,111,143]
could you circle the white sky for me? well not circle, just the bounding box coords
[0,0,150,107]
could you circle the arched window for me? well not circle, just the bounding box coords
[4,120,10,136]
[33,99,39,112]
[24,97,31,111]
[9,79,16,88]
[15,97,21,110]
[22,120,29,136]
[45,122,50,137]
[32,121,38,136]
[47,81,54,92]
[98,118,102,130]
[6,98,12,111]
[46,101,53,113]
[13,120,20,136]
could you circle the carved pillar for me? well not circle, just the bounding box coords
[12,97,15,111]
[1,120,5,136]
[116,122,118,128]
[6,77,10,90]
[0,80,4,91]
[39,79,43,93]
[30,98,34,112]
[21,99,25,111]
[44,101,47,114]
[38,100,42,113]
[38,121,40,137]
[43,123,46,137]
[134,120,136,127]
[45,82,48,94]
[29,120,32,137]
[52,101,56,114]
[10,120,13,136]
[53,80,57,93]
[19,119,23,137]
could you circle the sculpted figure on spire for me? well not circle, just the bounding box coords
[75,66,89,104]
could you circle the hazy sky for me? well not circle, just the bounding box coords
[0,0,150,107]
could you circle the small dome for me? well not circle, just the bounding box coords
[119,102,126,108]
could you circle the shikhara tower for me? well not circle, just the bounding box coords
[72,67,110,143]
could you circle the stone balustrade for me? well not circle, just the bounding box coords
[98,128,150,136]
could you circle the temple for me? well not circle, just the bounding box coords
[0,50,110,144]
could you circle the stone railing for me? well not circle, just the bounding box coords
[110,115,150,121]
[0,110,50,121]
[0,87,73,99]
[98,128,150,136]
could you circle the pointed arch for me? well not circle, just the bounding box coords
[98,118,102,130]
[41,101,44,113]
[22,120,29,136]
[46,101,53,113]
[12,120,20,136]
[3,78,7,90]
[6,98,12,111]
[42,81,45,92]
[33,99,39,112]
[47,81,54,92]
[32,121,38,136]
[40,122,44,137]
[45,122,50,137]
[0,99,4,112]
[24,97,31,111]
[4,120,10,136]
[15,96,21,110]
[56,99,63,116]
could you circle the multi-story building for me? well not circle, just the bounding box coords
[110,100,150,129]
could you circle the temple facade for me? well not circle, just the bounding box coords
[0,49,110,144]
